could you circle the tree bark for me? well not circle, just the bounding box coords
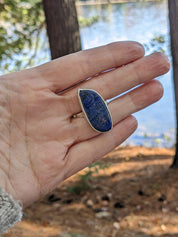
[42,0,81,60]
[168,0,178,168]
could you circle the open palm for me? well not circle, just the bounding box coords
[0,42,169,207]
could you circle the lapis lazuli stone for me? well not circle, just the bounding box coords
[78,89,113,133]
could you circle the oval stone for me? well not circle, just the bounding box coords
[78,89,113,133]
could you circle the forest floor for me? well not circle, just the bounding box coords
[3,146,178,237]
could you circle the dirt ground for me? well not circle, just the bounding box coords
[3,146,178,237]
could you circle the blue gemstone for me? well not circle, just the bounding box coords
[78,89,113,132]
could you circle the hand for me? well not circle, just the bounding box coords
[0,41,170,207]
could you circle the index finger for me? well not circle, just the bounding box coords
[35,41,145,92]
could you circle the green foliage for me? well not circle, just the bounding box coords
[78,15,99,27]
[144,33,167,54]
[0,0,46,73]
[67,161,109,195]
[143,132,172,148]
[163,134,171,141]
[0,0,99,74]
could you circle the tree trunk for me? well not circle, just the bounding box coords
[42,0,81,60]
[168,0,178,168]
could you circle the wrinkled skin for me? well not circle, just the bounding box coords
[0,42,170,207]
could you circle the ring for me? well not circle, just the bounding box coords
[74,89,113,133]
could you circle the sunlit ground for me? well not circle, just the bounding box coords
[4,146,178,237]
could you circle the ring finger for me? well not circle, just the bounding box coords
[71,80,163,143]
[65,52,169,116]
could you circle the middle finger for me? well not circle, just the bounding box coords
[71,79,163,143]
[65,52,169,116]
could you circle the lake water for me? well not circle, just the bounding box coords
[77,0,176,147]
